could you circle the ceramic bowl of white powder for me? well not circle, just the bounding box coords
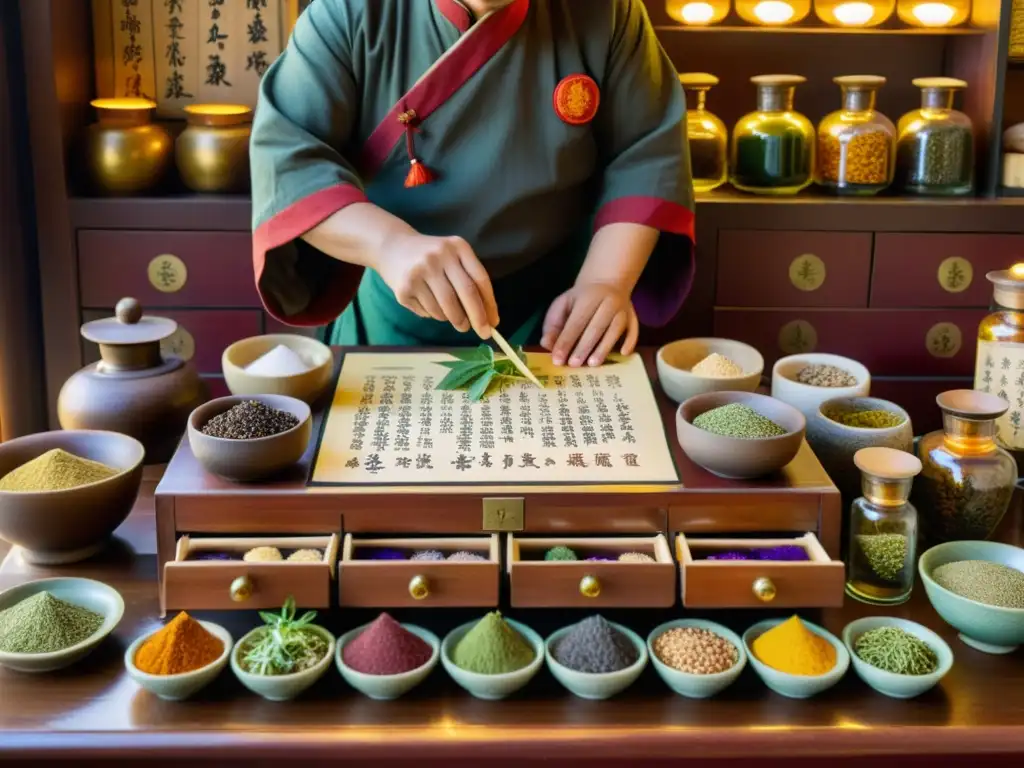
[223,334,333,405]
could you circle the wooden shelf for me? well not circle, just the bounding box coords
[698,187,1024,206]
[654,24,988,35]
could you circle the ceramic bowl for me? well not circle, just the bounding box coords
[0,577,124,672]
[0,430,145,565]
[656,338,764,404]
[842,616,953,699]
[743,618,849,699]
[336,623,440,700]
[223,334,334,405]
[125,620,232,701]
[806,396,913,504]
[919,540,1024,654]
[676,391,806,479]
[231,624,336,701]
[545,621,648,700]
[441,618,545,700]
[647,619,747,699]
[187,394,312,482]
[771,353,871,419]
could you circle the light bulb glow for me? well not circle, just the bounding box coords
[1011,263,1024,279]
[911,1,956,25]
[680,1,716,22]
[753,0,796,23]
[832,1,875,24]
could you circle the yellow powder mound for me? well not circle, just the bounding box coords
[752,615,836,676]
[0,448,118,492]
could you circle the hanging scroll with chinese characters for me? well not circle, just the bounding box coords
[310,352,679,487]
[92,0,299,117]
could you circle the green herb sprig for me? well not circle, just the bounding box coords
[435,344,547,402]
[239,596,328,676]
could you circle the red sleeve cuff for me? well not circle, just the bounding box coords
[594,195,696,242]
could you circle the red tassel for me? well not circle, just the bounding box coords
[398,108,435,188]
[404,159,435,188]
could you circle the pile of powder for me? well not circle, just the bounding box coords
[706,546,809,562]
[342,613,433,675]
[452,611,535,674]
[411,550,445,561]
[618,552,655,563]
[752,615,836,676]
[365,548,407,560]
[551,615,638,674]
[134,611,224,675]
[693,404,787,439]
[244,546,283,562]
[0,591,104,654]
[448,551,488,562]
[691,353,743,378]
[245,344,311,377]
[0,448,118,492]
[932,560,1024,608]
[287,549,323,563]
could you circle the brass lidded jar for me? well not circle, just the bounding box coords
[895,77,974,196]
[679,73,728,193]
[84,98,174,195]
[176,104,254,193]
[816,75,895,195]
[846,446,921,605]
[58,298,209,464]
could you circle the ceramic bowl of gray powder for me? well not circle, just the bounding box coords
[545,615,647,700]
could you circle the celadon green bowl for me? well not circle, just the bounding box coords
[125,620,232,701]
[545,620,648,700]
[743,618,849,699]
[842,616,953,699]
[231,624,335,701]
[919,540,1024,654]
[647,619,747,699]
[441,618,544,700]
[336,622,439,701]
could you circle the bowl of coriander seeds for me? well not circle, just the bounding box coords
[771,353,870,419]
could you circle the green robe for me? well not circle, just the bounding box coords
[251,0,695,346]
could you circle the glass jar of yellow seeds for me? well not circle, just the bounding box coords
[816,75,895,195]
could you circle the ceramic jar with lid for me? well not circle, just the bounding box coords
[58,298,208,463]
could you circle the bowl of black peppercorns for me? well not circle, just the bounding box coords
[187,395,312,482]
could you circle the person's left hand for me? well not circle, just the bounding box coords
[541,282,639,367]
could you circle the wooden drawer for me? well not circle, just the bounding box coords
[507,535,676,608]
[871,234,1024,308]
[713,308,985,376]
[716,230,872,308]
[676,533,844,609]
[338,535,499,608]
[78,230,258,308]
[870,377,971,436]
[82,309,262,375]
[162,535,339,612]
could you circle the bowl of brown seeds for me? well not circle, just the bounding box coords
[771,353,870,419]
[187,395,312,482]
[647,619,746,699]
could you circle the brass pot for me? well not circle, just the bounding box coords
[176,104,253,193]
[84,98,173,195]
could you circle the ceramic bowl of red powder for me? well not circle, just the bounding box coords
[336,613,439,700]
[124,619,232,701]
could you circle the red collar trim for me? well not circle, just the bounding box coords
[434,0,473,34]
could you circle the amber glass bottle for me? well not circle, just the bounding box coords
[679,73,728,193]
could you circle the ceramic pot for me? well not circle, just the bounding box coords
[176,104,252,193]
[83,99,173,195]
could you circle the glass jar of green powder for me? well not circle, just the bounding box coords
[846,447,922,606]
[730,75,815,196]
[895,78,974,196]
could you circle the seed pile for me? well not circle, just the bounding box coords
[833,410,905,429]
[692,404,786,439]
[411,550,445,562]
[200,400,299,440]
[0,591,103,654]
[691,353,742,378]
[545,546,578,561]
[134,611,224,675]
[452,611,535,675]
[854,626,938,676]
[342,613,433,676]
[652,626,737,675]
[552,615,639,674]
[287,549,323,563]
[359,548,488,562]
[915,470,1012,543]
[856,533,908,582]
[447,551,488,562]
[244,546,283,562]
[819,131,891,187]
[618,552,656,563]
[0,448,118,492]
[792,364,857,388]
[932,560,1024,608]
[897,127,973,190]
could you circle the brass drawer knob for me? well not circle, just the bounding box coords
[409,574,430,601]
[752,577,776,603]
[579,575,601,599]
[230,575,253,602]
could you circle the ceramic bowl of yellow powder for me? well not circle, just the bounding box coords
[743,616,849,699]
[656,338,763,404]
[441,613,544,700]
[0,430,145,565]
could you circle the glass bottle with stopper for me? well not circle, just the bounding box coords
[679,73,728,193]
[895,77,974,196]
[846,446,921,605]
[816,75,895,195]
[975,264,1024,453]
[57,298,208,463]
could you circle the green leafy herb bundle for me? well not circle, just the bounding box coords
[435,344,547,402]
[239,596,328,676]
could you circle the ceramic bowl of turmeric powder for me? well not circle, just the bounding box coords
[125,612,232,701]
[743,616,849,699]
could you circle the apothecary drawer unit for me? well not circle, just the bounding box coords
[161,534,339,614]
[676,533,843,609]
[507,535,676,608]
[338,535,500,608]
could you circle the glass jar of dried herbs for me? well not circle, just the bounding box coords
[894,78,974,196]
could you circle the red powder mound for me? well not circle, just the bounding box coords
[342,613,433,675]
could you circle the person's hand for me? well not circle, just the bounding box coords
[374,232,499,338]
[541,282,639,367]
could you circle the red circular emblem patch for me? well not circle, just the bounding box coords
[553,74,600,125]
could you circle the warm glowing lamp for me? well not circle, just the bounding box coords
[666,0,731,25]
[1011,263,1024,280]
[736,0,811,25]
[896,0,969,27]
[814,0,894,26]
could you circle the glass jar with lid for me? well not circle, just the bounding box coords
[976,265,1024,454]
[895,77,974,196]
[913,390,1017,546]
[730,75,815,195]
[816,75,895,195]
[846,447,921,605]
[679,73,728,193]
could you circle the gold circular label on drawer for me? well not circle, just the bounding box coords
[789,254,826,292]
[937,256,973,293]
[926,322,962,358]
[147,254,188,293]
[778,319,818,355]
[161,325,195,362]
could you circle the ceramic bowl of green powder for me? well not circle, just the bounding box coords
[0,577,124,672]
[919,540,1024,654]
[545,616,648,700]
[441,612,544,700]
[842,617,953,699]
[677,392,805,479]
